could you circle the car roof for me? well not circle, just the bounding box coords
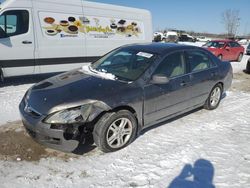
[122,43,198,55]
[210,39,233,42]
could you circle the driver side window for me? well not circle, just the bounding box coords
[0,10,29,38]
[154,52,186,78]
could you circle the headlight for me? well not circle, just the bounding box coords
[44,104,92,124]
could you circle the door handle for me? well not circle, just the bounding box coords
[211,72,218,77]
[22,40,32,44]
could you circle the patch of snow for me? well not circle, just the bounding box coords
[0,83,32,125]
[178,41,205,47]
[0,90,249,187]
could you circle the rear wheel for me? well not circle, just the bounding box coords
[204,84,223,110]
[237,53,243,62]
[93,110,137,152]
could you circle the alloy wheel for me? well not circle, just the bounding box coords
[210,87,221,107]
[106,118,133,149]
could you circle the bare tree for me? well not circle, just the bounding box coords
[222,9,240,38]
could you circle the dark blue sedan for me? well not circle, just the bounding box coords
[19,43,233,153]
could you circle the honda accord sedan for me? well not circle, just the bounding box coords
[19,43,233,153]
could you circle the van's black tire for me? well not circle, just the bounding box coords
[204,84,223,110]
[93,110,137,153]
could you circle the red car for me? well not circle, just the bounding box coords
[203,40,244,62]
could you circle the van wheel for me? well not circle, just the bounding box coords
[204,84,223,110]
[237,53,243,62]
[93,110,137,153]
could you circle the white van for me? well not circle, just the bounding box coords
[164,31,178,43]
[0,0,152,81]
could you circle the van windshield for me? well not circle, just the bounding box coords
[91,49,157,81]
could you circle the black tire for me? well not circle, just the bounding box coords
[246,59,250,73]
[93,110,137,153]
[237,53,243,62]
[0,68,4,84]
[218,55,223,60]
[204,84,223,110]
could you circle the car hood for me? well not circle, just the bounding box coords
[25,68,129,115]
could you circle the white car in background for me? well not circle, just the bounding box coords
[164,31,178,43]
[238,39,249,45]
[196,36,211,42]
[153,32,164,41]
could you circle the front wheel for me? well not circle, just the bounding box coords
[204,84,223,110]
[93,110,137,152]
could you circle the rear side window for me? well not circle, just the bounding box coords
[186,50,214,72]
[154,52,186,78]
[0,10,29,38]
[229,42,241,47]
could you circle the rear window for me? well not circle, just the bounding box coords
[229,42,241,47]
[186,50,215,72]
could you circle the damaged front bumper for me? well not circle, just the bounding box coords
[19,100,82,152]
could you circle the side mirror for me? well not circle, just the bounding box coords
[150,74,169,84]
[0,27,8,39]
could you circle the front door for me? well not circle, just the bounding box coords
[0,9,35,77]
[143,51,192,127]
[222,43,232,61]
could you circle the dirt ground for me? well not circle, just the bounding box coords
[0,71,249,162]
[0,122,79,162]
[231,71,250,92]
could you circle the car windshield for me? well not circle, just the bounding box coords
[91,49,157,81]
[204,41,225,48]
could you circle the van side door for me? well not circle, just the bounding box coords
[0,9,35,77]
[32,0,85,74]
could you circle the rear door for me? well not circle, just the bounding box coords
[229,41,242,61]
[0,9,35,77]
[143,51,193,127]
[185,49,218,106]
